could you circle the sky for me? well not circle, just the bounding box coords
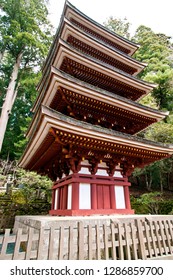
[47,0,173,38]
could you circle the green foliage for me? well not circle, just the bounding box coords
[0,160,52,203]
[103,16,131,39]
[0,162,52,229]
[13,202,51,216]
[136,192,162,204]
[0,0,53,159]
[0,198,51,230]
[1,70,41,159]
[145,121,173,144]
[132,157,173,192]
[133,25,173,111]
[15,168,52,190]
[131,25,173,192]
[159,200,173,215]
[13,168,52,204]
[0,0,52,61]
[139,92,158,109]
[131,192,173,214]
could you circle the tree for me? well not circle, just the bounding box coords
[0,0,52,153]
[130,26,173,192]
[104,20,173,192]
[103,16,131,39]
[133,26,173,111]
[12,167,52,204]
[0,69,41,159]
[0,160,52,202]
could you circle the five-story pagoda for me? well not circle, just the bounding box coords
[19,1,173,216]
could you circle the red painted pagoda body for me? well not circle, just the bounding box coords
[19,1,173,216]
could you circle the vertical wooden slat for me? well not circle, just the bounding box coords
[25,227,34,260]
[0,229,11,258]
[37,228,45,259]
[110,223,117,260]
[88,224,93,260]
[117,223,124,260]
[163,220,172,254]
[58,225,64,260]
[130,222,138,260]
[144,221,152,258]
[153,220,162,256]
[103,224,109,260]
[136,219,146,260]
[69,224,74,260]
[48,226,55,260]
[167,220,173,248]
[13,228,23,259]
[148,220,157,257]
[96,224,101,260]
[158,220,168,255]
[124,223,131,260]
[78,222,84,260]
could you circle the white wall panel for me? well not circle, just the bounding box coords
[79,183,91,209]
[54,189,59,210]
[115,186,125,209]
[67,184,72,209]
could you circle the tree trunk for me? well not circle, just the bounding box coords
[145,172,152,191]
[0,52,23,152]
[0,50,5,64]
[159,171,163,192]
[167,172,171,190]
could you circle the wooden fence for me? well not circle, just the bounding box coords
[0,216,173,260]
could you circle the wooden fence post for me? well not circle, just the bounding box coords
[78,221,84,260]
[136,219,146,260]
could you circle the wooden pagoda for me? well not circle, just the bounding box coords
[19,1,173,216]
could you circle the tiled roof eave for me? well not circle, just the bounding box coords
[42,106,172,149]
[65,1,139,51]
[62,18,147,70]
[50,67,168,118]
[19,106,173,170]
[58,39,156,89]
[28,105,173,151]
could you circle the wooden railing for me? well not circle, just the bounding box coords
[0,216,173,260]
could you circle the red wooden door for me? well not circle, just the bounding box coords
[97,185,111,209]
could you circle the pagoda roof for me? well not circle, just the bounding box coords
[42,1,141,77]
[19,105,173,175]
[54,18,146,76]
[32,67,168,135]
[64,1,139,55]
[48,39,156,101]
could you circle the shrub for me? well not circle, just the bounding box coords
[131,192,173,214]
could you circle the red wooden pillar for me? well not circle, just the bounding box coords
[59,188,62,209]
[62,185,68,209]
[51,188,56,210]
[72,182,79,210]
[124,185,131,210]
